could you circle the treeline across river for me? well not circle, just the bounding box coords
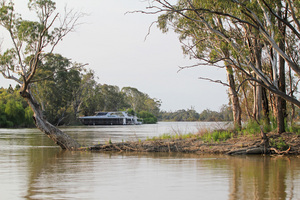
[0,54,233,128]
[158,105,233,122]
[0,84,161,128]
[0,84,233,128]
[0,54,160,128]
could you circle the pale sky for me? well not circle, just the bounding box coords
[0,0,228,112]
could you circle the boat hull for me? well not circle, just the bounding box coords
[80,117,136,125]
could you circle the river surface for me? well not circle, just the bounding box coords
[0,122,299,200]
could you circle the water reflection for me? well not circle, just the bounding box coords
[228,156,300,200]
[0,124,299,200]
[19,149,300,200]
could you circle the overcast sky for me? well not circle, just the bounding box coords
[0,0,228,112]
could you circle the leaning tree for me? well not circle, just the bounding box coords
[0,0,83,150]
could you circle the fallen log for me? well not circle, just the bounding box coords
[227,146,267,155]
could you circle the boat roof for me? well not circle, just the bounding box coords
[79,111,135,119]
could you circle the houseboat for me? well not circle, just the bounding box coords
[79,111,142,125]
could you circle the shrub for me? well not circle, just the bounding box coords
[138,111,157,124]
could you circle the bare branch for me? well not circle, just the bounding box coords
[144,21,157,41]
[286,0,300,33]
[261,0,300,39]
[236,78,255,93]
[1,71,23,84]
[198,77,230,87]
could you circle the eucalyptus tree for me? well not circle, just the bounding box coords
[72,69,96,120]
[143,0,300,133]
[101,84,128,111]
[32,54,83,126]
[122,87,148,112]
[156,0,243,129]
[0,0,83,149]
[122,87,161,115]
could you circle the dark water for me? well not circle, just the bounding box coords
[0,122,299,200]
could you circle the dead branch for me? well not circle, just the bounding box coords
[198,77,230,87]
[270,146,291,155]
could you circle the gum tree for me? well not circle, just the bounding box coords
[0,0,83,149]
[142,0,300,134]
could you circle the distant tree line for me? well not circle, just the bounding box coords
[31,54,162,125]
[0,54,161,127]
[159,105,233,122]
[0,53,236,128]
[1,54,297,127]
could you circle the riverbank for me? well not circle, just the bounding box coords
[84,132,300,155]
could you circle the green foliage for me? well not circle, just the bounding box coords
[269,137,289,151]
[147,132,197,141]
[137,111,157,124]
[285,124,300,135]
[5,100,25,125]
[153,0,300,134]
[242,120,261,135]
[159,105,233,122]
[0,87,34,128]
[242,119,278,135]
[126,108,135,116]
[147,129,233,142]
[201,130,233,142]
[32,54,83,125]
[28,57,161,125]
[122,87,161,116]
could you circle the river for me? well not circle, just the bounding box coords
[0,122,299,200]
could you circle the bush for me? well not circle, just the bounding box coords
[138,111,157,124]
[0,88,35,128]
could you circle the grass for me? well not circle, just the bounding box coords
[269,137,289,151]
[242,119,300,135]
[147,132,199,141]
[201,130,234,143]
[146,120,299,144]
[105,138,112,145]
[147,129,234,143]
[285,124,300,135]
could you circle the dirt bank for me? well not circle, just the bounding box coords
[82,132,300,155]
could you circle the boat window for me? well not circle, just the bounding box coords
[96,112,108,116]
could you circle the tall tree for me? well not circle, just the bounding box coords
[32,54,83,125]
[122,87,161,115]
[158,7,243,128]
[0,0,83,149]
[142,0,300,133]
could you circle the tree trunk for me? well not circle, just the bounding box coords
[226,66,242,129]
[277,5,287,134]
[262,87,270,125]
[289,67,295,125]
[22,89,81,150]
[277,60,286,134]
[253,39,263,121]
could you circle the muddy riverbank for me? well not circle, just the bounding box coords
[85,132,300,155]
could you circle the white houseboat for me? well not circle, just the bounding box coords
[79,111,142,125]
